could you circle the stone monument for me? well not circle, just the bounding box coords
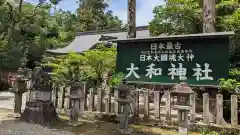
[20,66,58,125]
[170,82,193,135]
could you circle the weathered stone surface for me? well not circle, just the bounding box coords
[105,94,111,114]
[88,88,94,111]
[64,87,71,109]
[190,92,196,122]
[70,100,80,122]
[144,90,149,119]
[231,94,238,127]
[133,91,139,117]
[165,90,171,123]
[114,90,119,114]
[203,93,210,124]
[216,94,227,125]
[20,101,58,125]
[96,88,103,112]
[154,91,160,119]
[59,86,65,108]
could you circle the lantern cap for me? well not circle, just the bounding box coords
[114,83,131,92]
[33,84,52,91]
[23,68,32,71]
[116,98,131,104]
[172,105,191,111]
[114,78,132,91]
[171,82,193,94]
[67,81,81,87]
[67,94,84,99]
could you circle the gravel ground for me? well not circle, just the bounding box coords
[0,91,26,110]
[0,121,74,135]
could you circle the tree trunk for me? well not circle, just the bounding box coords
[203,0,216,32]
[14,92,22,115]
[127,0,136,38]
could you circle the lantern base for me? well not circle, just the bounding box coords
[20,101,58,125]
[116,127,132,135]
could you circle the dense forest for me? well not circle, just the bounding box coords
[0,0,123,70]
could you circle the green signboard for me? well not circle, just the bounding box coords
[115,33,233,86]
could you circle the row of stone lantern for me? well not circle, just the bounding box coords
[114,80,193,135]
[7,63,86,124]
[29,66,86,123]
[9,65,194,133]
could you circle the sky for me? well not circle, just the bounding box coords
[25,0,165,26]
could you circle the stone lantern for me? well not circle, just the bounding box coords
[8,67,31,117]
[67,82,85,122]
[170,82,193,135]
[114,79,132,134]
[9,68,30,92]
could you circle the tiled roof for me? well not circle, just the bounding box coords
[46,26,150,54]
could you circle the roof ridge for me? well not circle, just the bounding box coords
[76,26,149,36]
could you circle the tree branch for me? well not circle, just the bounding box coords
[18,0,23,14]
[29,2,43,19]
[6,2,13,20]
[6,2,15,47]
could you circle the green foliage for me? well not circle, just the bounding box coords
[0,0,78,70]
[218,78,240,92]
[76,0,123,31]
[149,0,202,36]
[0,0,124,71]
[108,72,125,89]
[200,127,240,135]
[45,44,117,87]
[82,44,116,81]
[229,68,240,78]
[149,0,240,36]
[201,129,219,135]
[103,10,123,29]
[218,63,240,93]
[43,52,87,84]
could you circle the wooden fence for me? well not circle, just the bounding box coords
[50,83,239,127]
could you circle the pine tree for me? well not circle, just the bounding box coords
[76,0,107,31]
[76,0,122,31]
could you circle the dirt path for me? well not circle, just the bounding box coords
[70,121,200,135]
[0,108,200,135]
[0,108,15,121]
[0,91,26,110]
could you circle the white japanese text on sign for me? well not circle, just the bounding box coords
[125,41,214,81]
[125,63,214,81]
[140,42,194,62]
